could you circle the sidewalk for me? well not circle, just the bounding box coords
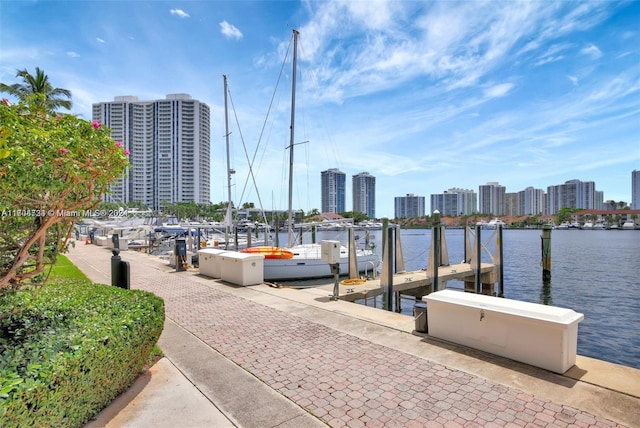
[68,242,640,427]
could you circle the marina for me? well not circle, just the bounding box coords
[68,241,640,427]
[83,218,639,370]
[273,227,640,370]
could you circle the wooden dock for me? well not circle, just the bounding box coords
[314,262,497,302]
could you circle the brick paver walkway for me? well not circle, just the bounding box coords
[122,254,624,428]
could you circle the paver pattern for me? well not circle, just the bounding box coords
[126,257,625,428]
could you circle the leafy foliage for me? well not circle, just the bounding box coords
[0,67,72,113]
[0,97,129,288]
[0,278,164,427]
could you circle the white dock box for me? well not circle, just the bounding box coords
[198,248,228,278]
[219,252,264,286]
[424,289,584,373]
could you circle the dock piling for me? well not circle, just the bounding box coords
[475,225,482,293]
[497,225,504,297]
[541,225,552,281]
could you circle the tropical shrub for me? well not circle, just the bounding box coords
[0,277,164,427]
[0,96,129,289]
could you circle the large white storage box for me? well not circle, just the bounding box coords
[219,252,264,286]
[424,289,584,373]
[198,248,229,278]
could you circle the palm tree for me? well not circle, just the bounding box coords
[0,67,72,112]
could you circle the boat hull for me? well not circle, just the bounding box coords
[262,244,379,281]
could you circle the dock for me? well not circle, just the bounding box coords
[67,243,640,428]
[313,222,506,303]
[315,262,497,302]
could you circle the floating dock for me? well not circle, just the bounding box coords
[317,262,497,302]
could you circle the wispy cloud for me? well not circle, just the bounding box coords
[66,51,79,58]
[299,2,599,104]
[483,83,514,99]
[170,9,190,19]
[220,21,242,40]
[96,37,105,44]
[580,43,602,58]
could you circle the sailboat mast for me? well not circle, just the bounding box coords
[223,75,233,243]
[286,29,299,248]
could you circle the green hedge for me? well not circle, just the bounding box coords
[0,279,165,427]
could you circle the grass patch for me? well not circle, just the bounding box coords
[48,254,90,282]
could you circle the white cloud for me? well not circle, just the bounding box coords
[534,55,564,66]
[66,51,80,58]
[483,83,514,99]
[170,9,190,19]
[219,21,242,40]
[567,75,578,86]
[96,37,105,44]
[580,43,602,58]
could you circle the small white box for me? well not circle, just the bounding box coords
[321,240,341,264]
[219,252,264,286]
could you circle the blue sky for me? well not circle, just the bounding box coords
[2,0,639,218]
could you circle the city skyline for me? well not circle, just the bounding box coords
[2,1,639,217]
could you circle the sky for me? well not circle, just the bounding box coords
[1,0,639,218]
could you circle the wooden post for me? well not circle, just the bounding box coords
[433,224,440,292]
[432,210,441,292]
[385,226,394,311]
[542,224,552,281]
[475,224,482,294]
[497,224,504,297]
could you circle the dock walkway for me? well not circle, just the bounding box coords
[67,243,640,427]
[320,262,497,302]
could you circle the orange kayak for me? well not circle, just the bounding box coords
[240,246,294,259]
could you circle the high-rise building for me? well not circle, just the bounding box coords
[632,170,639,209]
[505,193,520,216]
[352,172,375,218]
[320,168,346,214]
[478,182,506,215]
[518,187,545,215]
[430,188,478,216]
[394,194,425,219]
[93,94,210,211]
[430,192,459,217]
[546,179,597,215]
[447,188,477,216]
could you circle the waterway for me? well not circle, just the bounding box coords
[278,228,640,369]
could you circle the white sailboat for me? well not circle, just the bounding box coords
[244,30,379,281]
[206,75,267,250]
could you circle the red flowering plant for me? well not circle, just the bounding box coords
[0,95,129,289]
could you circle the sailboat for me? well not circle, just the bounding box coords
[204,75,269,250]
[242,29,379,281]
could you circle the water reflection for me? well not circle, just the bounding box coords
[540,278,553,306]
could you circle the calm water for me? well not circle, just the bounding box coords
[279,228,640,369]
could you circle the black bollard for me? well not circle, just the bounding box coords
[111,234,123,287]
